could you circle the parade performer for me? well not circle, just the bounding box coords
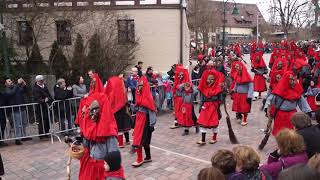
[171,66,190,129]
[197,70,225,145]
[293,55,312,92]
[105,76,132,148]
[234,43,242,58]
[269,49,280,69]
[305,80,320,116]
[75,74,125,180]
[178,82,199,135]
[131,76,157,167]
[264,71,312,136]
[232,62,253,126]
[251,54,268,99]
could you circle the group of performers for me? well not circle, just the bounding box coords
[74,71,157,179]
[73,39,320,179]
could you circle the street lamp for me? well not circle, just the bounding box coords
[0,0,10,77]
[221,0,239,61]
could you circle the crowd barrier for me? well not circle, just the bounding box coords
[0,79,201,143]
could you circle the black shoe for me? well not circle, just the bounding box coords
[15,140,23,145]
[0,141,9,148]
[182,130,189,136]
[21,137,33,141]
[144,157,152,163]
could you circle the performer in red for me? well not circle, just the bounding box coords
[264,71,311,136]
[232,62,253,126]
[75,74,125,180]
[234,43,242,58]
[171,66,190,129]
[105,76,132,148]
[197,70,224,145]
[229,57,242,98]
[269,49,280,69]
[131,76,157,167]
[251,54,268,99]
[305,80,320,115]
[178,82,199,135]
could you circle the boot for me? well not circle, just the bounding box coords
[210,133,218,144]
[241,114,248,126]
[182,129,189,136]
[195,125,200,134]
[124,132,130,145]
[197,133,206,145]
[117,135,124,148]
[143,145,152,163]
[132,148,144,167]
[170,120,179,129]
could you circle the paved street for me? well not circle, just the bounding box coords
[1,54,277,180]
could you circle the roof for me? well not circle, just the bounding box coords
[209,1,266,28]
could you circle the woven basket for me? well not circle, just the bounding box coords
[68,142,84,160]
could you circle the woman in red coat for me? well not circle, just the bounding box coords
[251,53,267,99]
[171,66,191,129]
[197,70,225,145]
[132,76,157,167]
[232,62,253,126]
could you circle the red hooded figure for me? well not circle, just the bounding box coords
[105,76,132,148]
[269,49,281,68]
[172,66,191,128]
[89,73,104,95]
[232,62,254,126]
[251,53,267,93]
[132,76,157,167]
[234,43,242,58]
[75,75,124,180]
[267,71,311,135]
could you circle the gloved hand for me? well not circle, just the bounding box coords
[251,68,255,72]
[247,98,252,104]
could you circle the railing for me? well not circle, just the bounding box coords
[0,79,201,143]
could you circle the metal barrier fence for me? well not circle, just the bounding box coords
[0,79,201,143]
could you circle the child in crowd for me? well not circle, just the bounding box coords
[211,149,242,179]
[198,167,225,180]
[162,73,173,110]
[305,80,320,119]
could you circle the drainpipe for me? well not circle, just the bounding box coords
[179,0,183,65]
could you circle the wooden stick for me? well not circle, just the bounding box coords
[223,99,239,144]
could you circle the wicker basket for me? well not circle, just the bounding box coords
[68,142,84,160]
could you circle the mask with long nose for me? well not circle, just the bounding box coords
[206,74,215,87]
[289,74,296,89]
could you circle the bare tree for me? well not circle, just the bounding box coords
[187,0,219,49]
[270,0,308,38]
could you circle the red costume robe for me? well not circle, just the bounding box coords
[270,71,309,135]
[252,53,267,92]
[75,74,124,180]
[173,66,191,123]
[197,70,224,128]
[105,76,131,133]
[232,62,253,113]
[132,76,156,147]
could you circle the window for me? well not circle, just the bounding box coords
[117,20,135,44]
[17,21,33,46]
[56,20,72,45]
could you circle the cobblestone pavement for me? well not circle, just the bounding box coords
[1,54,277,180]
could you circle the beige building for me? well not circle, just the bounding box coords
[4,0,190,72]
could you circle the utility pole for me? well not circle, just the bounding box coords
[0,0,10,77]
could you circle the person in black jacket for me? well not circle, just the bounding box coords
[3,78,28,145]
[0,92,7,147]
[32,75,53,139]
[167,64,176,82]
[291,112,320,158]
[135,61,143,77]
[54,78,73,133]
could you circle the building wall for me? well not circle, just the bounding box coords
[5,8,189,72]
[217,27,253,35]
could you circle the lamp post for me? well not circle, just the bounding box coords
[0,0,10,77]
[221,0,239,61]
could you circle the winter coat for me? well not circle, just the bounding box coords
[72,84,87,97]
[298,124,320,158]
[260,152,308,180]
[54,85,74,120]
[3,84,27,106]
